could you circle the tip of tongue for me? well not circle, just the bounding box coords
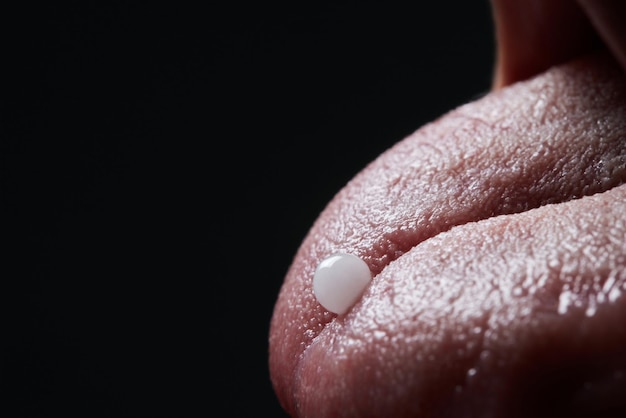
[269,51,626,417]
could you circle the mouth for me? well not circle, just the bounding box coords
[269,51,626,417]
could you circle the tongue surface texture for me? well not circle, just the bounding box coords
[269,52,626,417]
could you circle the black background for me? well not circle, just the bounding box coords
[2,2,495,416]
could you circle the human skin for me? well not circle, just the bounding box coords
[269,1,626,417]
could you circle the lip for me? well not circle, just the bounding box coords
[269,51,626,417]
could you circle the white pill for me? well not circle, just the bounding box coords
[313,253,372,315]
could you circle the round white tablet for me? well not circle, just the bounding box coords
[313,253,372,315]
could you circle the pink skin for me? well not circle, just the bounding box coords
[269,1,626,416]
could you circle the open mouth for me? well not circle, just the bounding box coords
[269,52,626,417]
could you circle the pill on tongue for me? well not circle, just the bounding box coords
[313,253,372,315]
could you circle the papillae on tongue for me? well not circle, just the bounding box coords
[269,51,626,417]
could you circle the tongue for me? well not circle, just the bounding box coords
[269,51,626,417]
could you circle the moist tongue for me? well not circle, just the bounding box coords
[269,51,626,417]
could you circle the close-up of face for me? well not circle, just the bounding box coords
[269,1,626,416]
